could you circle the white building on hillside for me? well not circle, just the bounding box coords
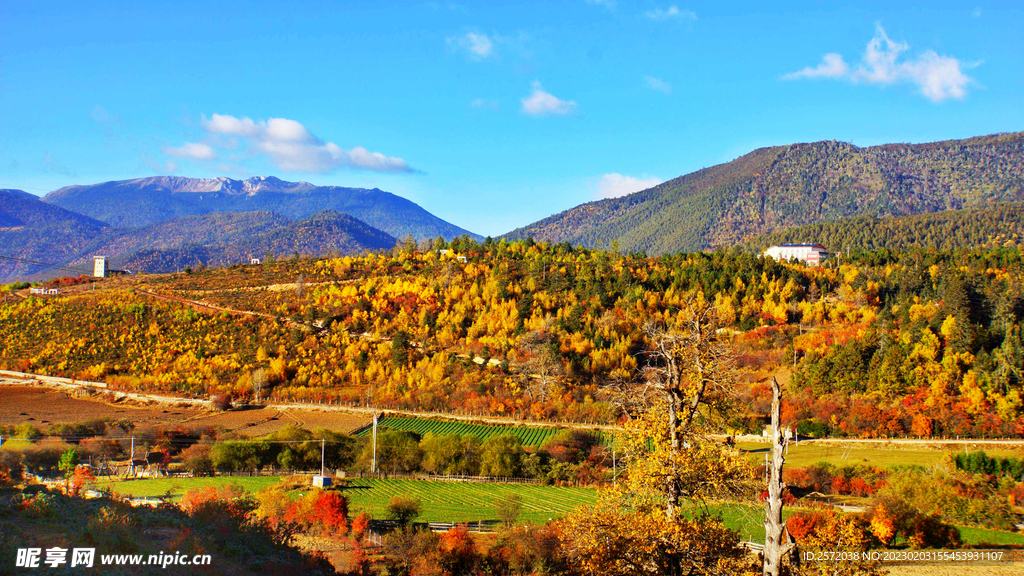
[93,256,107,278]
[763,244,828,266]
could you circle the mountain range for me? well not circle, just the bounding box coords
[5,131,1024,281]
[0,177,474,280]
[504,132,1024,254]
[45,175,474,240]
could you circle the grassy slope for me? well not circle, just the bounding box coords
[737,443,1024,469]
[358,416,609,447]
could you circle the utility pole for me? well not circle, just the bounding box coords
[371,413,378,475]
[320,438,326,477]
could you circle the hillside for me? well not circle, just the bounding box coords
[43,175,478,240]
[1,173,469,280]
[118,210,397,273]
[504,132,1024,254]
[0,189,110,278]
[0,199,397,280]
[746,202,1024,253]
[3,239,1024,439]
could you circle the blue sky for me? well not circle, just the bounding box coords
[2,1,1022,236]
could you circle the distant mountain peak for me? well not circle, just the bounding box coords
[93,175,318,196]
[41,175,479,239]
[240,176,315,196]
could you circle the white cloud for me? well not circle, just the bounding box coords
[447,31,494,59]
[783,24,974,102]
[645,5,697,21]
[521,81,577,116]
[852,26,909,84]
[644,75,673,94]
[184,114,414,173]
[782,53,850,79]
[470,98,499,110]
[201,113,262,137]
[596,173,662,199]
[163,142,217,160]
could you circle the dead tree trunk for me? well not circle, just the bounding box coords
[763,376,794,576]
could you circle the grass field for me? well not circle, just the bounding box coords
[341,478,597,524]
[91,476,281,499]
[357,416,609,447]
[91,476,598,524]
[957,526,1024,546]
[91,476,1024,546]
[737,442,1024,469]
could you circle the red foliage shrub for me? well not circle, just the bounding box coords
[783,467,813,489]
[69,466,94,497]
[1008,482,1024,506]
[179,485,248,520]
[831,476,850,495]
[437,525,479,575]
[849,477,873,497]
[312,491,349,536]
[786,511,826,542]
[351,511,371,542]
[210,393,233,411]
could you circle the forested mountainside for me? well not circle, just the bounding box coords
[505,132,1024,254]
[1,176,441,280]
[120,210,396,273]
[3,238,1024,438]
[43,175,477,240]
[0,200,398,280]
[0,189,110,278]
[746,202,1024,253]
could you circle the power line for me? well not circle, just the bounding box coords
[3,185,53,194]
[0,253,93,276]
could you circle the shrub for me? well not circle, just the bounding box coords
[84,506,138,553]
[386,496,422,528]
[69,466,94,497]
[211,393,233,411]
[437,525,480,575]
[494,494,523,527]
[0,451,23,485]
[180,443,214,477]
[311,491,349,537]
[351,511,371,542]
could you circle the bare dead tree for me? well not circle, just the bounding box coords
[251,368,267,403]
[764,375,795,576]
[605,299,737,520]
[513,322,563,403]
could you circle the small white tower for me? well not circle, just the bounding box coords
[93,256,108,278]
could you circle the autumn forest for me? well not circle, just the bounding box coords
[3,236,1024,439]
